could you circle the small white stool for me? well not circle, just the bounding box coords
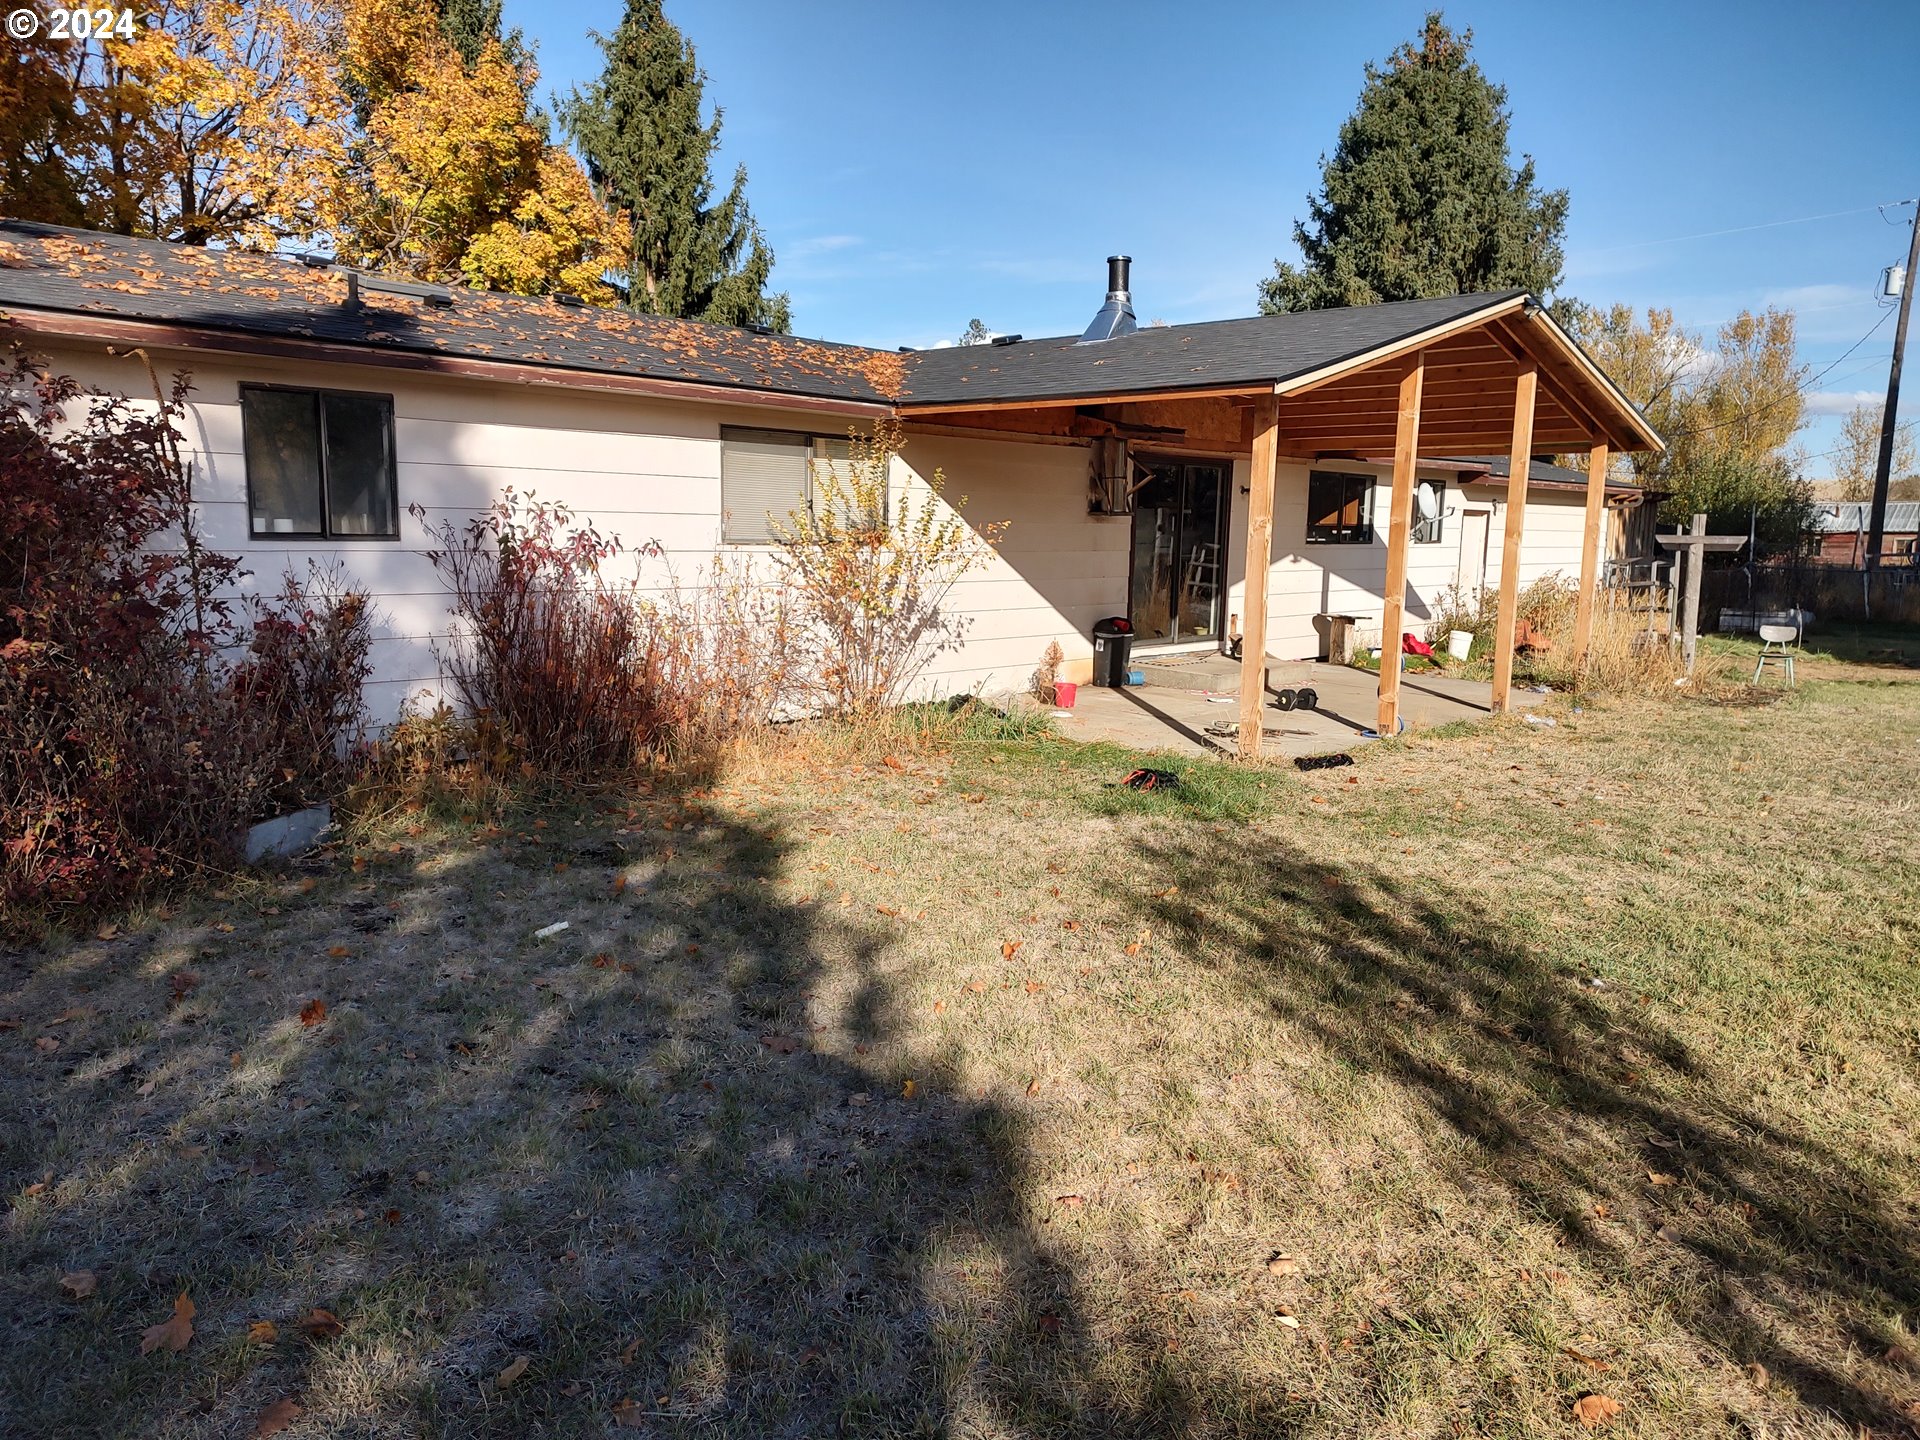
[1752,622,1797,687]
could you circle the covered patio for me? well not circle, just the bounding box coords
[899,288,1664,758]
[1047,661,1549,760]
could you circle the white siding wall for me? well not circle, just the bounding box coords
[36,339,1606,715]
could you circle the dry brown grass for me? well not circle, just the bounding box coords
[4,677,1919,1437]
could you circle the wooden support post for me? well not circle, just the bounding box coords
[1489,361,1539,714]
[1375,355,1426,739]
[1678,511,1707,674]
[1237,396,1281,759]
[1571,441,1610,673]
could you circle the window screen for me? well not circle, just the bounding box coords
[1306,472,1374,544]
[242,386,397,539]
[721,428,810,543]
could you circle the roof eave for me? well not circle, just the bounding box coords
[0,305,894,417]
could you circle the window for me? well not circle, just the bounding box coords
[242,386,397,538]
[720,429,881,543]
[1306,471,1374,544]
[1412,478,1447,544]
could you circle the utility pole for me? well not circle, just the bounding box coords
[1866,203,1920,574]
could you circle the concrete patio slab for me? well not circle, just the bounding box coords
[1048,662,1546,760]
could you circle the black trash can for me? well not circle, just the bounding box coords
[1092,616,1134,688]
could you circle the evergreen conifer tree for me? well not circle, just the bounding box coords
[1259,13,1568,314]
[560,0,789,331]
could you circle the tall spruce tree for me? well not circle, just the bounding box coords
[433,0,503,66]
[1259,13,1568,315]
[559,0,789,331]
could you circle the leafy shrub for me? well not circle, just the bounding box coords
[646,551,796,756]
[773,418,1003,717]
[1,355,372,914]
[417,490,667,773]
[235,565,374,811]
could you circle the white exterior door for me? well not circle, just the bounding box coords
[1459,508,1491,599]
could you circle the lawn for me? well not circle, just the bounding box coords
[5,671,1920,1438]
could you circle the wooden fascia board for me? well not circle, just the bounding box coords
[0,307,895,419]
[1271,296,1529,399]
[1481,316,1627,450]
[897,382,1272,415]
[1516,306,1667,453]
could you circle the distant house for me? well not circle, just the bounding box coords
[1807,502,1920,567]
[0,222,1663,749]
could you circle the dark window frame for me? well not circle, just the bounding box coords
[1412,477,1447,545]
[1305,470,1375,545]
[241,383,400,541]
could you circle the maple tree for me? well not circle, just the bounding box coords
[335,0,629,301]
[49,0,350,247]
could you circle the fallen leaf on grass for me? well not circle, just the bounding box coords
[248,1320,279,1344]
[139,1292,195,1355]
[1266,1255,1301,1277]
[1746,1362,1769,1389]
[1564,1346,1611,1371]
[1124,941,1144,957]
[326,945,350,958]
[901,1078,917,1100]
[611,1399,647,1427]
[1151,886,1178,899]
[299,999,327,1027]
[932,999,946,1013]
[167,972,200,1006]
[1037,1312,1062,1335]
[59,1270,96,1298]
[1275,1314,1301,1329]
[1647,1170,1678,1188]
[496,1354,530,1389]
[882,755,905,771]
[252,1398,301,1436]
[1888,1343,1919,1372]
[1001,940,1024,961]
[759,1034,799,1055]
[618,1337,642,1366]
[1055,1193,1085,1209]
[1591,1201,1612,1219]
[34,1036,59,1053]
[1571,1393,1622,1427]
[297,1307,343,1340]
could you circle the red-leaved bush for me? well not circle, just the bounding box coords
[418,490,667,772]
[1,354,372,915]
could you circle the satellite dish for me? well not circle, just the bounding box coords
[1416,482,1439,520]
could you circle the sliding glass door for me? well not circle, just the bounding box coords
[1128,459,1227,646]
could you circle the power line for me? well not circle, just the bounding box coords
[1581,202,1899,257]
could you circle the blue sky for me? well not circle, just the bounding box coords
[503,0,1920,478]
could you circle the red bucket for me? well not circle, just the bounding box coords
[1053,681,1078,709]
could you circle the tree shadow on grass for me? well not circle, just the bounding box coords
[3,771,1242,1438]
[1112,825,1920,1435]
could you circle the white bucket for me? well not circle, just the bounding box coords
[1447,629,1474,661]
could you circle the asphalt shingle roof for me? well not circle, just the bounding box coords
[0,221,905,404]
[1435,454,1642,492]
[0,223,1545,414]
[896,293,1521,406]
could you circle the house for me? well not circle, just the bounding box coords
[1807,501,1920,568]
[0,223,1663,755]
